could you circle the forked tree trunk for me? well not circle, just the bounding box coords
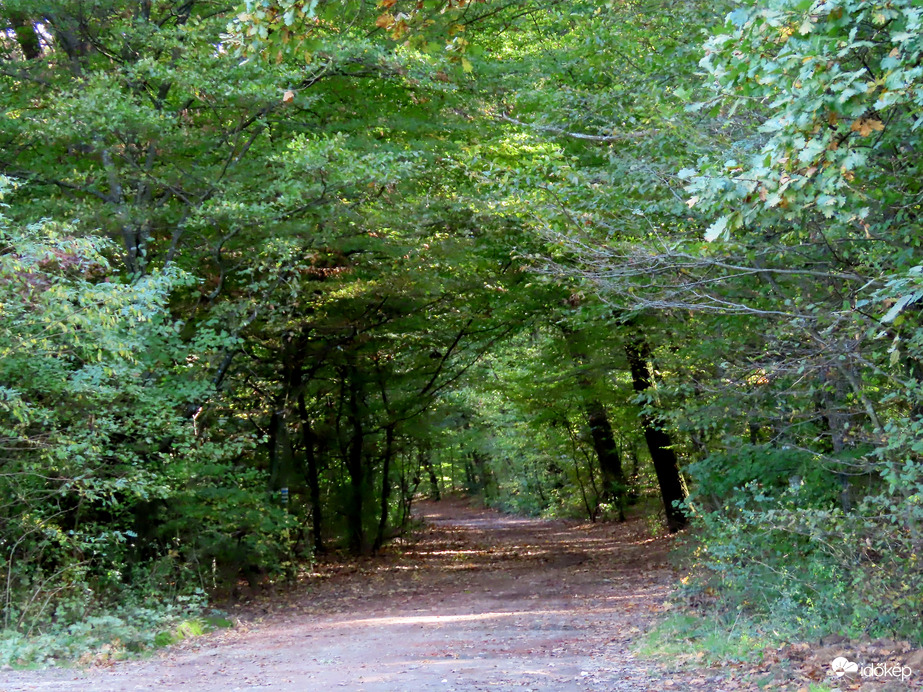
[625,338,687,532]
[584,399,627,517]
[561,327,626,511]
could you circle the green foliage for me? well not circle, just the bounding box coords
[0,184,288,642]
[4,0,922,662]
[431,325,660,522]
[682,487,923,643]
[0,592,228,667]
[687,446,841,508]
[690,0,923,237]
[658,0,923,646]
[638,611,780,666]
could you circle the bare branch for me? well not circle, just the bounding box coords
[497,113,658,143]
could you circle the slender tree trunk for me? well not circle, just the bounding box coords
[817,368,853,513]
[267,409,281,489]
[562,328,626,510]
[584,400,626,516]
[297,391,324,555]
[345,367,366,554]
[373,423,395,553]
[625,338,687,532]
[422,450,441,501]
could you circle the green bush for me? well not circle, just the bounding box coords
[682,478,923,643]
[0,183,295,644]
[0,592,231,667]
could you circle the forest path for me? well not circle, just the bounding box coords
[2,498,706,691]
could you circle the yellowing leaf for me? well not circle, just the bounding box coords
[850,118,885,137]
[375,12,394,28]
[461,58,473,73]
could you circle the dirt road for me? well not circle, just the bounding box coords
[2,498,694,691]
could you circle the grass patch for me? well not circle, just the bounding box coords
[636,611,786,667]
[153,615,234,649]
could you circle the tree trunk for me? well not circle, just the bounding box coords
[297,391,324,555]
[267,408,295,492]
[625,338,687,532]
[345,366,366,554]
[562,327,626,510]
[584,400,626,516]
[816,368,853,513]
[373,423,395,553]
[8,12,42,60]
[422,451,441,501]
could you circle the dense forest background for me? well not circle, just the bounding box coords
[1,0,922,662]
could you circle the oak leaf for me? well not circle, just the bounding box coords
[850,118,884,137]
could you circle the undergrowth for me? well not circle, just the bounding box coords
[0,591,231,668]
[637,610,786,667]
